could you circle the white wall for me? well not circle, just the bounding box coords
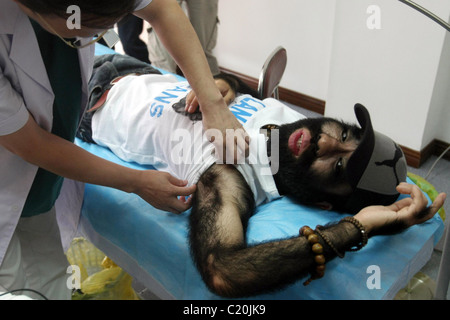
[325,0,450,151]
[215,0,336,100]
[426,30,450,145]
[214,0,450,152]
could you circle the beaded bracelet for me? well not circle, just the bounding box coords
[315,226,345,259]
[340,217,368,251]
[300,226,326,286]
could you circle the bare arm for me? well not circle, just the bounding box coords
[0,115,195,213]
[135,0,249,161]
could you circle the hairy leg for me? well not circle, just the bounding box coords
[189,164,362,298]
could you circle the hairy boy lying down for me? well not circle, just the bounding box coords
[77,54,446,297]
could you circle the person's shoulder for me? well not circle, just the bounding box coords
[0,0,22,35]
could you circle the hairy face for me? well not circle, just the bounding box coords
[274,117,362,208]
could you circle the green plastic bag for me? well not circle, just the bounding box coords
[408,172,446,221]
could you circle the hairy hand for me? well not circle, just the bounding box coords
[354,182,446,235]
[135,170,196,214]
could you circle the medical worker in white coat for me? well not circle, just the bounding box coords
[0,0,244,300]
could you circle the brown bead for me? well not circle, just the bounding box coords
[312,243,323,254]
[300,226,314,237]
[314,254,325,265]
[307,234,320,244]
[314,269,325,278]
[316,264,326,272]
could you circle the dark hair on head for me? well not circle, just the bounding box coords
[214,72,262,99]
[17,0,137,28]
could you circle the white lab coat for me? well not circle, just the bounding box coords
[0,0,150,266]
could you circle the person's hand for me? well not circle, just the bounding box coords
[184,80,249,164]
[203,105,249,164]
[134,170,197,214]
[354,182,446,235]
[185,79,236,113]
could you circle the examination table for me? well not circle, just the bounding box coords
[73,44,445,300]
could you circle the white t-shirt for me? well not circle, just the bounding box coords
[92,74,305,205]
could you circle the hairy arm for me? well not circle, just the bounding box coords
[0,115,195,213]
[190,164,363,297]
